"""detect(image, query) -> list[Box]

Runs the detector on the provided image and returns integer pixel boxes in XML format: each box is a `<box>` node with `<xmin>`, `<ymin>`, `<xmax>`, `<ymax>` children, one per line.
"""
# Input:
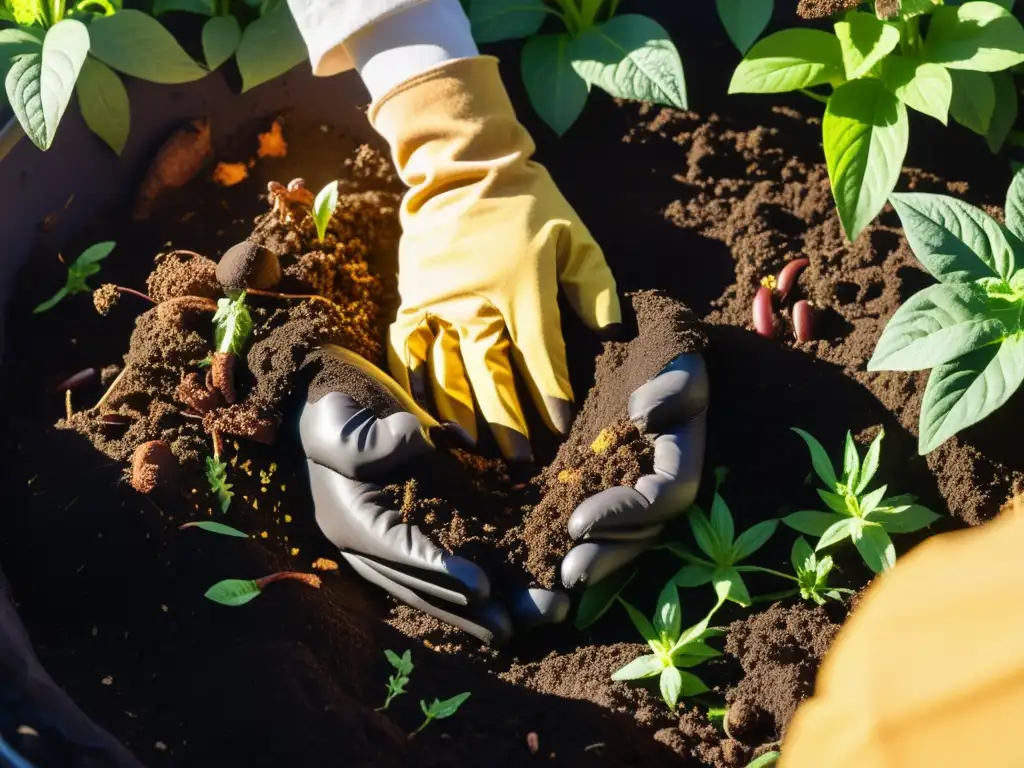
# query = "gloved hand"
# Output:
<box><xmin>561</xmin><ymin>354</ymin><xmax>709</xmax><ymax>588</ymax></box>
<box><xmin>369</xmin><ymin>56</ymin><xmax>621</xmax><ymax>462</ymax></box>
<box><xmin>299</xmin><ymin>344</ymin><xmax>568</xmax><ymax>646</ymax></box>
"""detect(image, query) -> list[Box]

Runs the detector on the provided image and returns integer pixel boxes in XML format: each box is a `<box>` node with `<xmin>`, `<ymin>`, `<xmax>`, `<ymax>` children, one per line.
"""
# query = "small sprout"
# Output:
<box><xmin>35</xmin><ymin>241</ymin><xmax>116</xmax><ymax>314</ymax></box>
<box><xmin>776</xmin><ymin>257</ymin><xmax>809</xmax><ymax>302</ymax></box>
<box><xmin>196</xmin><ymin>357</ymin><xmax>214</xmax><ymax>368</ymax></box>
<box><xmin>792</xmin><ymin>300</ymin><xmax>815</xmax><ymax>342</ymax></box>
<box><xmin>213</xmin><ymin>292</ymin><xmax>253</xmax><ymax>356</ymax></box>
<box><xmin>752</xmin><ymin>285</ymin><xmax>776</xmax><ymax>338</ymax></box>
<box><xmin>205</xmin><ymin>454</ymin><xmax>234</xmax><ymax>514</ymax></box>
<box><xmin>784</xmin><ymin>428</ymin><xmax>942</xmax><ymax>574</ymax></box>
<box><xmin>411</xmin><ymin>692</ymin><xmax>471</xmax><ymax>737</ymax></box>
<box><xmin>378</xmin><ymin>649</ymin><xmax>414</xmax><ymax>711</ymax></box>
<box><xmin>204</xmin><ymin>571</ymin><xmax>322</xmax><ymax>606</ymax></box>
<box><xmin>791</xmin><ymin>537</ymin><xmax>853</xmax><ymax>605</ymax></box>
<box><xmin>745</xmin><ymin>752</ymin><xmax>781</xmax><ymax>768</ymax></box>
<box><xmin>179</xmin><ymin>521</ymin><xmax>248</xmax><ymax>538</ymax></box>
<box><xmin>311</xmin><ymin>180</ymin><xmax>339</xmax><ymax>242</ymax></box>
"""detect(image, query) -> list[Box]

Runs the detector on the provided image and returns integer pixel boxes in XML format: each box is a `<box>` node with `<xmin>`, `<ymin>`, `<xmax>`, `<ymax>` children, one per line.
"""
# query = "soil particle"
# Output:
<box><xmin>796</xmin><ymin>0</ymin><xmax>858</xmax><ymax>19</ymax></box>
<box><xmin>176</xmin><ymin>371</ymin><xmax>219</xmax><ymax>413</ymax></box>
<box><xmin>130</xmin><ymin>440</ymin><xmax>175</xmax><ymax>493</ymax></box>
<box><xmin>92</xmin><ymin>283</ymin><xmax>119</xmax><ymax>316</ymax></box>
<box><xmin>147</xmin><ymin>250</ymin><xmax>220</xmax><ymax>302</ymax></box>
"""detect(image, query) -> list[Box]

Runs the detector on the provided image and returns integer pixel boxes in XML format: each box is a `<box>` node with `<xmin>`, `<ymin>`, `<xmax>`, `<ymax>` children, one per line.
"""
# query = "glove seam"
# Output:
<box><xmin>368</xmin><ymin>54</ymin><xmax>501</xmax><ymax>123</ymax></box>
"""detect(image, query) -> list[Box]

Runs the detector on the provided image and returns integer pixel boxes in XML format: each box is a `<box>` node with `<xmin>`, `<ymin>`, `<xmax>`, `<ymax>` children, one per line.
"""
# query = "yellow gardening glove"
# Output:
<box><xmin>370</xmin><ymin>56</ymin><xmax>620</xmax><ymax>461</ymax></box>
<box><xmin>780</xmin><ymin>506</ymin><xmax>1024</xmax><ymax>768</ymax></box>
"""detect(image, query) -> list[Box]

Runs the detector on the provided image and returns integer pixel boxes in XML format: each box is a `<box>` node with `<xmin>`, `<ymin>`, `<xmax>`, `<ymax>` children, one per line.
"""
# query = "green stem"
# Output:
<box><xmin>901</xmin><ymin>15</ymin><xmax>922</xmax><ymax>55</ymax></box>
<box><xmin>578</xmin><ymin>0</ymin><xmax>602</xmax><ymax>28</ymax></box>
<box><xmin>409</xmin><ymin>715</ymin><xmax>434</xmax><ymax>737</ymax></box>
<box><xmin>607</xmin><ymin>0</ymin><xmax>621</xmax><ymax>17</ymax></box>
<box><xmin>735</xmin><ymin>565</ymin><xmax>799</xmax><ymax>582</ymax></box>
<box><xmin>551</xmin><ymin>0</ymin><xmax>584</xmax><ymax>35</ymax></box>
<box><xmin>748</xmin><ymin>588</ymin><xmax>800</xmax><ymax>605</ymax></box>
<box><xmin>799</xmin><ymin>88</ymin><xmax>830</xmax><ymax>105</ymax></box>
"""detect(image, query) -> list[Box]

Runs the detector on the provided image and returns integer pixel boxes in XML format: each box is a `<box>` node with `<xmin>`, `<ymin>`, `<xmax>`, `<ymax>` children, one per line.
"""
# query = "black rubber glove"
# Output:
<box><xmin>560</xmin><ymin>353</ymin><xmax>709</xmax><ymax>588</ymax></box>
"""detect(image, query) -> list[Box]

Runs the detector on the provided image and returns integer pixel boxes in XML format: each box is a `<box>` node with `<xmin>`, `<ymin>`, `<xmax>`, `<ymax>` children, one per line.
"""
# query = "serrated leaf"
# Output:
<box><xmin>570</xmin><ymin>15</ymin><xmax>687</xmax><ymax>109</ymax></box>
<box><xmin>654</xmin><ymin>580</ymin><xmax>682</xmax><ymax>645</ymax></box>
<box><xmin>880</xmin><ymin>55</ymin><xmax>951</xmax><ymax>123</ymax></box>
<box><xmin>869</xmin><ymin>283</ymin><xmax>1006</xmax><ymax>371</ymax></box>
<box><xmin>731</xmin><ymin>519</ymin><xmax>779</xmax><ymax>561</ymax></box>
<box><xmin>612</xmin><ymin>653</ymin><xmax>664</xmax><ymax>680</ymax></box>
<box><xmin>205</xmin><ymin>578</ymin><xmax>261</xmax><ymax>606</ymax></box>
<box><xmin>716</xmin><ymin>0</ymin><xmax>774</xmax><ymax>55</ymax></box>
<box><xmin>985</xmin><ymin>70</ymin><xmax>1017</xmax><ymax>153</ymax></box>
<box><xmin>203</xmin><ymin>15</ymin><xmax>241</xmax><ymax>71</ymax></box>
<box><xmin>791</xmin><ymin>536</ymin><xmax>816</xmax><ymax>573</ymax></box>
<box><xmin>816</xmin><ymin>517</ymin><xmax>859</xmax><ymax>549</ymax></box>
<box><xmin>522</xmin><ymin>33</ymin><xmax>589</xmax><ymax>136</ymax></box>
<box><xmin>312</xmin><ymin>180</ymin><xmax>338</xmax><ymax>241</ymax></box>
<box><xmin>205</xmin><ymin>455</ymin><xmax>234</xmax><ymax>513</ymax></box>
<box><xmin>855</xmin><ymin>522</ymin><xmax>896</xmax><ymax>572</ymax></box>
<box><xmin>919</xmin><ymin>336</ymin><xmax>1024</xmax><ymax>452</ymax></box>
<box><xmin>824</xmin><ymin>78</ymin><xmax>908</xmax><ymax>241</ymax></box>
<box><xmin>856</xmin><ymin>428</ymin><xmax>884</xmax><ymax>492</ymax></box>
<box><xmin>575</xmin><ymin>567</ymin><xmax>635</xmax><ymax>630</ymax></box>
<box><xmin>7</xmin><ymin>20</ymin><xmax>90</xmax><ymax>151</ymax></box>
<box><xmin>384</xmin><ymin>649</ymin><xmax>403</xmax><ymax>670</ymax></box>
<box><xmin>619</xmin><ymin>598</ymin><xmax>659</xmax><ymax>645</ymax></box>
<box><xmin>791</xmin><ymin>427</ymin><xmax>838</xmax><ymax>488</ymax></box>
<box><xmin>834</xmin><ymin>10</ymin><xmax>901</xmax><ymax>80</ymax></box>
<box><xmin>784</xmin><ymin>510</ymin><xmax>843</xmax><ymax>536</ymax></box>
<box><xmin>889</xmin><ymin>192</ymin><xmax>1015</xmax><ymax>282</ymax></box>
<box><xmin>924</xmin><ymin>1</ymin><xmax>1024</xmax><ymax>72</ymax></box>
<box><xmin>76</xmin><ymin>57</ymin><xmax>130</xmax><ymax>155</ymax></box>
<box><xmin>729</xmin><ymin>28</ymin><xmax>844</xmax><ymax>94</ymax></box>
<box><xmin>213</xmin><ymin>292</ymin><xmax>253</xmax><ymax>355</ymax></box>
<box><xmin>672</xmin><ymin>563</ymin><xmax>715</xmax><ymax>587</ymax></box>
<box><xmin>871</xmin><ymin>503</ymin><xmax>943</xmax><ymax>531</ymax></box>
<box><xmin>89</xmin><ymin>10</ymin><xmax>207</xmax><ymax>84</ymax></box>
<box><xmin>180</xmin><ymin>520</ymin><xmax>248</xmax><ymax>537</ymax></box>
<box><xmin>688</xmin><ymin>507</ymin><xmax>724</xmax><ymax>561</ymax></box>
<box><xmin>236</xmin><ymin>0</ymin><xmax>305</xmax><ymax>92</ymax></box>
<box><xmin>950</xmin><ymin>68</ymin><xmax>997</xmax><ymax>134</ymax></box>
<box><xmin>468</xmin><ymin>0</ymin><xmax>548</xmax><ymax>43</ymax></box>
<box><xmin>709</xmin><ymin>491</ymin><xmax>735</xmax><ymax>551</ymax></box>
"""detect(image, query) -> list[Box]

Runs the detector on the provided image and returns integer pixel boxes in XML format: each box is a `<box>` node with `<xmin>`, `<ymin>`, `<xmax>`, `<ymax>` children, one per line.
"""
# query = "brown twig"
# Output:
<box><xmin>114</xmin><ymin>285</ymin><xmax>155</xmax><ymax>303</ymax></box>
<box><xmin>245</xmin><ymin>288</ymin><xmax>341</xmax><ymax>313</ymax></box>
<box><xmin>211</xmin><ymin>429</ymin><xmax>224</xmax><ymax>460</ymax></box>
<box><xmin>254</xmin><ymin>572</ymin><xmax>322</xmax><ymax>590</ymax></box>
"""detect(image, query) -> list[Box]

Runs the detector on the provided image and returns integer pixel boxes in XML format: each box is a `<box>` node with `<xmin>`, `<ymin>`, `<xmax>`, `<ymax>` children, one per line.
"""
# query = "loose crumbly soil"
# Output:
<box><xmin>2</xmin><ymin>3</ymin><xmax>1023</xmax><ymax>766</ymax></box>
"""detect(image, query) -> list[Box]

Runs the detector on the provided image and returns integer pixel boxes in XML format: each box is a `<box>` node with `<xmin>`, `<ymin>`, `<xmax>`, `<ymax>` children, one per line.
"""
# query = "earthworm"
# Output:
<box><xmin>752</xmin><ymin>286</ymin><xmax>776</xmax><ymax>338</ymax></box>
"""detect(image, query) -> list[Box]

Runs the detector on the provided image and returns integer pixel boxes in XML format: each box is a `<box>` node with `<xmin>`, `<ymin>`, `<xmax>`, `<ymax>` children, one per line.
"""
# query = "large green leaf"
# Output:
<box><xmin>824</xmin><ymin>78</ymin><xmax>908</xmax><ymax>241</ymax></box>
<box><xmin>715</xmin><ymin>0</ymin><xmax>774</xmax><ymax>55</ymax></box>
<box><xmin>728</xmin><ymin>28</ymin><xmax>844</xmax><ymax>94</ymax></box>
<box><xmin>468</xmin><ymin>0</ymin><xmax>548</xmax><ymax>43</ymax></box>
<box><xmin>871</xmin><ymin>503</ymin><xmax>942</xmax><ymax>532</ymax></box>
<box><xmin>834</xmin><ymin>10</ymin><xmax>901</xmax><ymax>80</ymax></box>
<box><xmin>855</xmin><ymin>522</ymin><xmax>896</xmax><ymax>572</ymax></box>
<box><xmin>924</xmin><ymin>1</ymin><xmax>1024</xmax><ymax>71</ymax></box>
<box><xmin>236</xmin><ymin>0</ymin><xmax>306</xmax><ymax>92</ymax></box>
<box><xmin>880</xmin><ymin>55</ymin><xmax>951</xmax><ymax>123</ymax></box>
<box><xmin>522</xmin><ymin>33</ymin><xmax>589</xmax><ymax>136</ymax></box>
<box><xmin>708</xmin><ymin>492</ymin><xmax>735</xmax><ymax>550</ymax></box>
<box><xmin>889</xmin><ymin>193</ymin><xmax>1015</xmax><ymax>282</ymax></box>
<box><xmin>75</xmin><ymin>57</ymin><xmax>129</xmax><ymax>155</ymax></box>
<box><xmin>868</xmin><ymin>283</ymin><xmax>1007</xmax><ymax>370</ymax></box>
<box><xmin>6</xmin><ymin>20</ymin><xmax>89</xmax><ymax>151</ymax></box>
<box><xmin>949</xmin><ymin>68</ymin><xmax>996</xmax><ymax>134</ymax></box>
<box><xmin>731</xmin><ymin>519</ymin><xmax>779</xmax><ymax>561</ymax></box>
<box><xmin>203</xmin><ymin>15</ymin><xmax>241</xmax><ymax>71</ymax></box>
<box><xmin>570</xmin><ymin>15</ymin><xmax>687</xmax><ymax>109</ymax></box>
<box><xmin>791</xmin><ymin>427</ymin><xmax>838</xmax><ymax>487</ymax></box>
<box><xmin>985</xmin><ymin>70</ymin><xmax>1017</xmax><ymax>152</ymax></box>
<box><xmin>1005</xmin><ymin>167</ymin><xmax>1024</xmax><ymax>243</ymax></box>
<box><xmin>89</xmin><ymin>10</ymin><xmax>207</xmax><ymax>84</ymax></box>
<box><xmin>919</xmin><ymin>336</ymin><xmax>1024</xmax><ymax>453</ymax></box>
<box><xmin>574</xmin><ymin>567</ymin><xmax>634</xmax><ymax>630</ymax></box>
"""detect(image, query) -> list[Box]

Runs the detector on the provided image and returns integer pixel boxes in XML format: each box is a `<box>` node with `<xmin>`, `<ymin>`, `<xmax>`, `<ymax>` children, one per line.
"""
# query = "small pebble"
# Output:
<box><xmin>155</xmin><ymin>742</ymin><xmax>168</xmax><ymax>752</ymax></box>
<box><xmin>101</xmin><ymin>676</ymin><xmax>113</xmax><ymax>686</ymax></box>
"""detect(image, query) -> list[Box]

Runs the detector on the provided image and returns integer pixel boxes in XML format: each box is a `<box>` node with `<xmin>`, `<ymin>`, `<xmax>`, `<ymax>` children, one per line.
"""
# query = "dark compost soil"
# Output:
<box><xmin>2</xmin><ymin>3</ymin><xmax>1023</xmax><ymax>767</ymax></box>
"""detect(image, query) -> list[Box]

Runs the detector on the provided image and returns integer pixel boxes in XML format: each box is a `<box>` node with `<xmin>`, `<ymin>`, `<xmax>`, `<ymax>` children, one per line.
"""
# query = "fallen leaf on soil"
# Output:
<box><xmin>134</xmin><ymin>119</ymin><xmax>213</xmax><ymax>220</ymax></box>
<box><xmin>257</xmin><ymin>119</ymin><xmax>288</xmax><ymax>158</ymax></box>
<box><xmin>213</xmin><ymin>162</ymin><xmax>249</xmax><ymax>187</ymax></box>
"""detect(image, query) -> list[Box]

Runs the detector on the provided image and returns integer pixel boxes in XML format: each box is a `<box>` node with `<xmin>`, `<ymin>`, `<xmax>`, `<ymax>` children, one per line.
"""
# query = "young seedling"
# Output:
<box><xmin>378</xmin><ymin>649</ymin><xmax>414</xmax><ymax>711</ymax></box>
<box><xmin>410</xmin><ymin>692</ymin><xmax>471</xmax><ymax>737</ymax></box>
<box><xmin>790</xmin><ymin>537</ymin><xmax>853</xmax><ymax>605</ymax></box>
<box><xmin>179</xmin><ymin>520</ymin><xmax>248</xmax><ymax>538</ymax></box>
<box><xmin>212</xmin><ymin>291</ymin><xmax>253</xmax><ymax>355</ymax></box>
<box><xmin>204</xmin><ymin>571</ymin><xmax>322</xmax><ymax>606</ymax></box>
<box><xmin>34</xmin><ymin>241</ymin><xmax>116</xmax><ymax>313</ymax></box>
<box><xmin>205</xmin><ymin>432</ymin><xmax>234</xmax><ymax>514</ymax></box>
<box><xmin>310</xmin><ymin>180</ymin><xmax>339</xmax><ymax>242</ymax></box>
<box><xmin>611</xmin><ymin>581</ymin><xmax>723</xmax><ymax>710</ymax></box>
<box><xmin>783</xmin><ymin>428</ymin><xmax>941</xmax><ymax>574</ymax></box>
<box><xmin>746</xmin><ymin>752</ymin><xmax>780</xmax><ymax>768</ymax></box>
<box><xmin>666</xmin><ymin>470</ymin><xmax>780</xmax><ymax>607</ymax></box>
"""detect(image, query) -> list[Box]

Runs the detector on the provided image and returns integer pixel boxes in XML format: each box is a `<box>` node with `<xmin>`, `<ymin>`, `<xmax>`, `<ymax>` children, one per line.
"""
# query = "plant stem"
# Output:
<box><xmin>735</xmin><ymin>565</ymin><xmax>798</xmax><ymax>582</ymax></box>
<box><xmin>92</xmin><ymin>366</ymin><xmax>127</xmax><ymax>412</ymax></box>
<box><xmin>409</xmin><ymin>715</ymin><xmax>434</xmax><ymax>738</ymax></box>
<box><xmin>799</xmin><ymin>88</ymin><xmax>830</xmax><ymax>105</ymax></box>
<box><xmin>748</xmin><ymin>588</ymin><xmax>800</xmax><ymax>605</ymax></box>
<box><xmin>113</xmin><ymin>285</ymin><xmax>155</xmax><ymax>303</ymax></box>
<box><xmin>607</xmin><ymin>0</ymin><xmax>621</xmax><ymax>17</ymax></box>
<box><xmin>212</xmin><ymin>429</ymin><xmax>224</xmax><ymax>460</ymax></box>
<box><xmin>254</xmin><ymin>571</ymin><xmax>323</xmax><ymax>590</ymax></box>
<box><xmin>551</xmin><ymin>0</ymin><xmax>583</xmax><ymax>34</ymax></box>
<box><xmin>65</xmin><ymin>389</ymin><xmax>73</xmax><ymax>421</ymax></box>
<box><xmin>244</xmin><ymin>288</ymin><xmax>343</xmax><ymax>313</ymax></box>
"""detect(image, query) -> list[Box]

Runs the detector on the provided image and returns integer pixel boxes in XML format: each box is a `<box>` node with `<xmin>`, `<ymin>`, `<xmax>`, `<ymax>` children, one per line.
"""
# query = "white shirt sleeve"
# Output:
<box><xmin>286</xmin><ymin>0</ymin><xmax>479</xmax><ymax>100</ymax></box>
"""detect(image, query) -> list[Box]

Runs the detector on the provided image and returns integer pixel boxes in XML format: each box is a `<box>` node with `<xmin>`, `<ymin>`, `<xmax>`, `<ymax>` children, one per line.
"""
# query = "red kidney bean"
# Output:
<box><xmin>752</xmin><ymin>286</ymin><xmax>776</xmax><ymax>338</ymax></box>
<box><xmin>777</xmin><ymin>257</ymin><xmax>810</xmax><ymax>302</ymax></box>
<box><xmin>793</xmin><ymin>300</ymin><xmax>815</xmax><ymax>341</ymax></box>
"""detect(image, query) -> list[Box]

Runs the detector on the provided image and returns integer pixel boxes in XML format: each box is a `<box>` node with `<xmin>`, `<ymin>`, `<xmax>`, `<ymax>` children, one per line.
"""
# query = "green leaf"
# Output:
<box><xmin>672</xmin><ymin>563</ymin><xmax>715</xmax><ymax>587</ymax></box>
<box><xmin>868</xmin><ymin>283</ymin><xmax>1006</xmax><ymax>371</ymax></box>
<box><xmin>654</xmin><ymin>580</ymin><xmax>681</xmax><ymax>645</ymax></box>
<box><xmin>179</xmin><ymin>520</ymin><xmax>248</xmax><ymax>537</ymax></box>
<box><xmin>236</xmin><ymin>0</ymin><xmax>306</xmax><ymax>92</ymax></box>
<box><xmin>1008</xmin><ymin>168</ymin><xmax>1024</xmax><ymax>243</ymax></box>
<box><xmin>33</xmin><ymin>285</ymin><xmax>69</xmax><ymax>314</ymax></box>
<box><xmin>824</xmin><ymin>78</ymin><xmax>908</xmax><ymax>241</ymax></box>
<box><xmin>6</xmin><ymin>20</ymin><xmax>89</xmax><ymax>151</ymax></box>
<box><xmin>858</xmin><ymin>484</ymin><xmax>888</xmax><ymax>516</ymax></box>
<box><xmin>713</xmin><ymin>567</ymin><xmax>751</xmax><ymax>607</ymax></box>
<box><xmin>728</xmin><ymin>28</ymin><xmax>844</xmax><ymax>94</ymax></box>
<box><xmin>213</xmin><ymin>292</ymin><xmax>253</xmax><ymax>355</ymax></box>
<box><xmin>384</xmin><ymin>649</ymin><xmax>403</xmax><ymax>670</ymax></box>
<box><xmin>75</xmin><ymin>57</ymin><xmax>129</xmax><ymax>155</ymax></box>
<box><xmin>856</xmin><ymin>428</ymin><xmax>884</xmax><ymax>493</ymax></box>
<box><xmin>74</xmin><ymin>240</ymin><xmax>116</xmax><ymax>267</ymax></box>
<box><xmin>0</xmin><ymin>28</ymin><xmax>44</xmax><ymax>104</ymax></box>
<box><xmin>842</xmin><ymin>431</ymin><xmax>861</xmax><ymax>489</ymax></box>
<box><xmin>400</xmin><ymin>649</ymin><xmax>413</xmax><ymax>675</ymax></box>
<box><xmin>570</xmin><ymin>15</ymin><xmax>687</xmax><ymax>109</ymax></box>
<box><xmin>791</xmin><ymin>536</ymin><xmax>816</xmax><ymax>573</ymax></box>
<box><xmin>205</xmin><ymin>578</ymin><xmax>261</xmax><ymax>606</ymax></box>
<box><xmin>203</xmin><ymin>15</ymin><xmax>241</xmax><ymax>71</ymax></box>
<box><xmin>153</xmin><ymin>0</ymin><xmax>215</xmax><ymax>14</ymax></box>
<box><xmin>889</xmin><ymin>192</ymin><xmax>1015</xmax><ymax>282</ymax></box>
<box><xmin>619</xmin><ymin>598</ymin><xmax>659</xmax><ymax>645</ymax></box>
<box><xmin>949</xmin><ymin>68</ymin><xmax>996</xmax><ymax>134</ymax></box>
<box><xmin>688</xmin><ymin>507</ymin><xmax>725</xmax><ymax>561</ymax></box>
<box><xmin>660</xmin><ymin>665</ymin><xmax>683</xmax><ymax>708</ymax></box>
<box><xmin>522</xmin><ymin>33</ymin><xmax>589</xmax><ymax>137</ymax></box>
<box><xmin>676</xmin><ymin>669</ymin><xmax>710</xmax><ymax>697</ymax></box>
<box><xmin>425</xmin><ymin>692</ymin><xmax>470</xmax><ymax>719</ymax></box>
<box><xmin>818</xmin><ymin>488</ymin><xmax>851</xmax><ymax>515</ymax></box>
<box><xmin>709</xmin><ymin>491</ymin><xmax>735</xmax><ymax>551</ymax></box>
<box><xmin>985</xmin><ymin>70</ymin><xmax>1017</xmax><ymax>152</ymax></box>
<box><xmin>924</xmin><ymin>1</ymin><xmax>1024</xmax><ymax>72</ymax></box>
<box><xmin>791</xmin><ymin>427</ymin><xmax>838</xmax><ymax>488</ymax></box>
<box><xmin>575</xmin><ymin>567</ymin><xmax>635</xmax><ymax>629</ymax></box>
<box><xmin>834</xmin><ymin>10</ymin><xmax>901</xmax><ymax>80</ymax></box>
<box><xmin>816</xmin><ymin>517</ymin><xmax>859</xmax><ymax>549</ymax></box>
<box><xmin>855</xmin><ymin>522</ymin><xmax>896</xmax><ymax>572</ymax></box>
<box><xmin>872</xmin><ymin>503</ymin><xmax>942</xmax><ymax>531</ymax></box>
<box><xmin>880</xmin><ymin>55</ymin><xmax>952</xmax><ymax>123</ymax></box>
<box><xmin>671</xmin><ymin>642</ymin><xmax>722</xmax><ymax>667</ymax></box>
<box><xmin>919</xmin><ymin>336</ymin><xmax>1024</xmax><ymax>453</ymax></box>
<box><xmin>312</xmin><ymin>180</ymin><xmax>339</xmax><ymax>241</ymax></box>
<box><xmin>205</xmin><ymin>455</ymin><xmax>234</xmax><ymax>513</ymax></box>
<box><xmin>784</xmin><ymin>510</ymin><xmax>843</xmax><ymax>536</ymax></box>
<box><xmin>89</xmin><ymin>10</ymin><xmax>207</xmax><ymax>84</ymax></box>
<box><xmin>716</xmin><ymin>0</ymin><xmax>774</xmax><ymax>55</ymax></box>
<box><xmin>746</xmin><ymin>752</ymin><xmax>781</xmax><ymax>768</ymax></box>
<box><xmin>468</xmin><ymin>0</ymin><xmax>548</xmax><ymax>43</ymax></box>
<box><xmin>611</xmin><ymin>653</ymin><xmax>664</xmax><ymax>680</ymax></box>
<box><xmin>731</xmin><ymin>519</ymin><xmax>779</xmax><ymax>561</ymax></box>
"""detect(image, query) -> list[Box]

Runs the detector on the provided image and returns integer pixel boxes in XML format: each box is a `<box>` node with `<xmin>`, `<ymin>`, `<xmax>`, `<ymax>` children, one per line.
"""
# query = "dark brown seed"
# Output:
<box><xmin>752</xmin><ymin>286</ymin><xmax>776</xmax><ymax>338</ymax></box>
<box><xmin>49</xmin><ymin>367</ymin><xmax>97</xmax><ymax>392</ymax></box>
<box><xmin>793</xmin><ymin>300</ymin><xmax>815</xmax><ymax>342</ymax></box>
<box><xmin>777</xmin><ymin>257</ymin><xmax>810</xmax><ymax>302</ymax></box>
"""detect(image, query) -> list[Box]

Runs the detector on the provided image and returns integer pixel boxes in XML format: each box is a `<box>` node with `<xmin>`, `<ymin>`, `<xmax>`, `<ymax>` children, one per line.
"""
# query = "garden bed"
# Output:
<box><xmin>2</xmin><ymin>3</ymin><xmax>1023</xmax><ymax>767</ymax></box>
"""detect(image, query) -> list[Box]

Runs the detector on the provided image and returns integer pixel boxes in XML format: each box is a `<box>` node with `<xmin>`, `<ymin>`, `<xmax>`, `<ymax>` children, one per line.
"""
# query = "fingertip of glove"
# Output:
<box><xmin>508</xmin><ymin>588</ymin><xmax>571</xmax><ymax>629</ymax></box>
<box><xmin>567</xmin><ymin>486</ymin><xmax>650</xmax><ymax>540</ymax></box>
<box><xmin>560</xmin><ymin>537</ymin><xmax>658</xmax><ymax>590</ymax></box>
<box><xmin>443</xmin><ymin>555</ymin><xmax>491</xmax><ymax>602</ymax></box>
<box><xmin>545</xmin><ymin>396</ymin><xmax>574</xmax><ymax>437</ymax></box>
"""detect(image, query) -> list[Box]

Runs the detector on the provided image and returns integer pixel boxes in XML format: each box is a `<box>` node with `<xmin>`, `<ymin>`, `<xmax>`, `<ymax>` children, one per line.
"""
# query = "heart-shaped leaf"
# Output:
<box><xmin>880</xmin><ymin>55</ymin><xmax>952</xmax><ymax>123</ymax></box>
<box><xmin>89</xmin><ymin>10</ymin><xmax>207</xmax><ymax>84</ymax></box>
<box><xmin>729</xmin><ymin>28</ymin><xmax>844</xmax><ymax>94</ymax></box>
<box><xmin>75</xmin><ymin>57</ymin><xmax>130</xmax><ymax>155</ymax></box>
<box><xmin>236</xmin><ymin>0</ymin><xmax>306</xmax><ymax>92</ymax></box>
<box><xmin>716</xmin><ymin>0</ymin><xmax>774</xmax><ymax>55</ymax></box>
<box><xmin>924</xmin><ymin>1</ymin><xmax>1024</xmax><ymax>72</ymax></box>
<box><xmin>834</xmin><ymin>10</ymin><xmax>901</xmax><ymax>80</ymax></box>
<box><xmin>203</xmin><ymin>15</ymin><xmax>241</xmax><ymax>71</ymax></box>
<box><xmin>522</xmin><ymin>33</ymin><xmax>590</xmax><ymax>136</ymax></box>
<box><xmin>1007</xmin><ymin>166</ymin><xmax>1024</xmax><ymax>243</ymax></box>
